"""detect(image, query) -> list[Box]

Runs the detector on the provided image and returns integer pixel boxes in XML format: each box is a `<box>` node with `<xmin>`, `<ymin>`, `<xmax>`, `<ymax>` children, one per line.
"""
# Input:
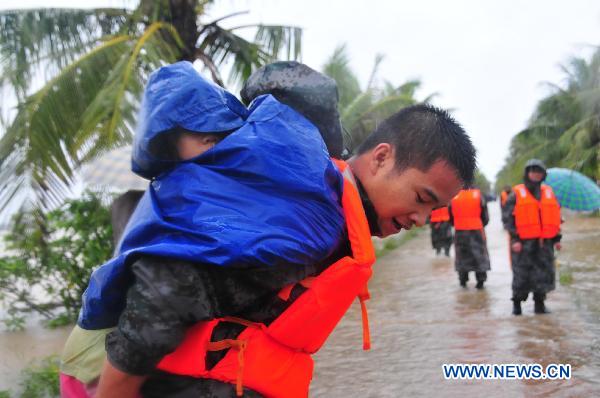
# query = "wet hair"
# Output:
<box><xmin>356</xmin><ymin>104</ymin><xmax>476</xmax><ymax>185</ymax></box>
<box><xmin>147</xmin><ymin>128</ymin><xmax>184</xmax><ymax>161</ymax></box>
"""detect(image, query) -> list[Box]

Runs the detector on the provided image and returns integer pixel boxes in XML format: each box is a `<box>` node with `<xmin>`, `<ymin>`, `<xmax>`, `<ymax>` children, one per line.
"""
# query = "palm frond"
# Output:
<box><xmin>0</xmin><ymin>8</ymin><xmax>130</xmax><ymax>98</ymax></box>
<box><xmin>341</xmin><ymin>91</ymin><xmax>374</xmax><ymax>131</ymax></box>
<box><xmin>198</xmin><ymin>23</ymin><xmax>267</xmax><ymax>86</ymax></box>
<box><xmin>77</xmin><ymin>22</ymin><xmax>183</xmax><ymax>163</ymax></box>
<box><xmin>365</xmin><ymin>53</ymin><xmax>384</xmax><ymax>91</ymax></box>
<box><xmin>361</xmin><ymin>94</ymin><xmax>419</xmax><ymax>121</ymax></box>
<box><xmin>0</xmin><ymin>35</ymin><xmax>132</xmax><ymax>215</ymax></box>
<box><xmin>323</xmin><ymin>44</ymin><xmax>361</xmax><ymax>109</ymax></box>
<box><xmin>252</xmin><ymin>25</ymin><xmax>302</xmax><ymax>62</ymax></box>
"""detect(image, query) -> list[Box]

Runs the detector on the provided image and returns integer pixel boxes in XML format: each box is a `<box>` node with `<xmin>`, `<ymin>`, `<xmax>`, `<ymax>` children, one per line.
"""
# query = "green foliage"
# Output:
<box><xmin>0</xmin><ymin>1</ymin><xmax>302</xmax><ymax>218</ymax></box>
<box><xmin>374</xmin><ymin>228</ymin><xmax>420</xmax><ymax>258</ymax></box>
<box><xmin>473</xmin><ymin>169</ymin><xmax>491</xmax><ymax>194</ymax></box>
<box><xmin>0</xmin><ymin>356</ymin><xmax>61</xmax><ymax>398</ymax></box>
<box><xmin>18</xmin><ymin>357</ymin><xmax>60</xmax><ymax>398</ymax></box>
<box><xmin>0</xmin><ymin>191</ymin><xmax>113</xmax><ymax>329</ymax></box>
<box><xmin>322</xmin><ymin>44</ymin><xmax>362</xmax><ymax>109</ymax></box>
<box><xmin>559</xmin><ymin>265</ymin><xmax>574</xmax><ymax>286</ymax></box>
<box><xmin>496</xmin><ymin>46</ymin><xmax>600</xmax><ymax>190</ymax></box>
<box><xmin>322</xmin><ymin>45</ymin><xmax>434</xmax><ymax>152</ymax></box>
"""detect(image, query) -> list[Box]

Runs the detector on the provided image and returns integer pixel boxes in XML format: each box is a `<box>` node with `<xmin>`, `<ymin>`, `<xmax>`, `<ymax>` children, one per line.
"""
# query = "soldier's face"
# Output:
<box><xmin>527</xmin><ymin>170</ymin><xmax>544</xmax><ymax>183</ymax></box>
<box><xmin>355</xmin><ymin>143</ymin><xmax>463</xmax><ymax>237</ymax></box>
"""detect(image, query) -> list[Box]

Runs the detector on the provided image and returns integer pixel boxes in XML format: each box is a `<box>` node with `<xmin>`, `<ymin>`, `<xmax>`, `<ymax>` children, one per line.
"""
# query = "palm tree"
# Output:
<box><xmin>556</xmin><ymin>52</ymin><xmax>600</xmax><ymax>178</ymax></box>
<box><xmin>0</xmin><ymin>0</ymin><xmax>302</xmax><ymax>217</ymax></box>
<box><xmin>495</xmin><ymin>47</ymin><xmax>600</xmax><ymax>191</ymax></box>
<box><xmin>322</xmin><ymin>44</ymin><xmax>435</xmax><ymax>153</ymax></box>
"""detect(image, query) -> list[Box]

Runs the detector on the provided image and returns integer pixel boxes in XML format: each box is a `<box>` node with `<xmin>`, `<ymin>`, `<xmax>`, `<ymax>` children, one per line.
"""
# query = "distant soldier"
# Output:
<box><xmin>449</xmin><ymin>188</ymin><xmax>490</xmax><ymax>288</ymax></box>
<box><xmin>500</xmin><ymin>185</ymin><xmax>511</xmax><ymax>211</ymax></box>
<box><xmin>429</xmin><ymin>206</ymin><xmax>453</xmax><ymax>256</ymax></box>
<box><xmin>502</xmin><ymin>159</ymin><xmax>561</xmax><ymax>315</ymax></box>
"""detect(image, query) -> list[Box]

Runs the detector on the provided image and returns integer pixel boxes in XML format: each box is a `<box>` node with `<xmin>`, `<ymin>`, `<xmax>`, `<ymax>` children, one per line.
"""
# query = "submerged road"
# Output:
<box><xmin>312</xmin><ymin>205</ymin><xmax>600</xmax><ymax>397</ymax></box>
<box><xmin>1</xmin><ymin>206</ymin><xmax>599</xmax><ymax>397</ymax></box>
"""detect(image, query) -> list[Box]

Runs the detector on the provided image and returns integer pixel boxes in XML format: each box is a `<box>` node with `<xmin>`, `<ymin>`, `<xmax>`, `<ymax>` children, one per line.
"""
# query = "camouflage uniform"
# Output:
<box><xmin>430</xmin><ymin>220</ymin><xmax>453</xmax><ymax>256</ymax></box>
<box><xmin>502</xmin><ymin>159</ymin><xmax>561</xmax><ymax>315</ymax></box>
<box><xmin>449</xmin><ymin>197</ymin><xmax>490</xmax><ymax>286</ymax></box>
<box><xmin>107</xmin><ymin>243</ymin><xmax>349</xmax><ymax>397</ymax></box>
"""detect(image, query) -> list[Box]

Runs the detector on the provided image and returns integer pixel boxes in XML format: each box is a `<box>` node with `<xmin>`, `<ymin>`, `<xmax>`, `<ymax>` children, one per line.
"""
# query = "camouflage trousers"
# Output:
<box><xmin>511</xmin><ymin>239</ymin><xmax>556</xmax><ymax>301</ymax></box>
<box><xmin>454</xmin><ymin>230</ymin><xmax>490</xmax><ymax>273</ymax></box>
<box><xmin>430</xmin><ymin>221</ymin><xmax>453</xmax><ymax>253</ymax></box>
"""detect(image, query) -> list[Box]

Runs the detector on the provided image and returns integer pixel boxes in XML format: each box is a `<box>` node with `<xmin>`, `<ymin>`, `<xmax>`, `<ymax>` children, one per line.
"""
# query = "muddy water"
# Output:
<box><xmin>1</xmin><ymin>207</ymin><xmax>599</xmax><ymax>396</ymax></box>
<box><xmin>311</xmin><ymin>206</ymin><xmax>600</xmax><ymax>397</ymax></box>
<box><xmin>0</xmin><ymin>322</ymin><xmax>71</xmax><ymax>392</ymax></box>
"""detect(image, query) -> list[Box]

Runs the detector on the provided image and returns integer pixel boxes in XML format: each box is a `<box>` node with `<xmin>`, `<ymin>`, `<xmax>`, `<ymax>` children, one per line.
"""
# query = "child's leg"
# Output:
<box><xmin>59</xmin><ymin>373</ymin><xmax>94</xmax><ymax>398</ymax></box>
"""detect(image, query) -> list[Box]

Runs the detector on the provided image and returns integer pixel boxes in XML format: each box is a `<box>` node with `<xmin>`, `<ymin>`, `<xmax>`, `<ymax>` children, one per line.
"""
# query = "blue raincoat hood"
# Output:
<box><xmin>132</xmin><ymin>61</ymin><xmax>248</xmax><ymax>179</ymax></box>
<box><xmin>79</xmin><ymin>93</ymin><xmax>346</xmax><ymax>330</ymax></box>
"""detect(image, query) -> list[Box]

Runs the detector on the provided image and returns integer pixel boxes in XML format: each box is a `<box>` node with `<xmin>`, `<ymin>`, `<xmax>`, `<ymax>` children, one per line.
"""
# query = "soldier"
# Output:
<box><xmin>449</xmin><ymin>187</ymin><xmax>490</xmax><ymax>288</ymax></box>
<box><xmin>82</xmin><ymin>62</ymin><xmax>476</xmax><ymax>398</ymax></box>
<box><xmin>500</xmin><ymin>185</ymin><xmax>511</xmax><ymax>212</ymax></box>
<box><xmin>429</xmin><ymin>206</ymin><xmax>453</xmax><ymax>256</ymax></box>
<box><xmin>502</xmin><ymin>159</ymin><xmax>561</xmax><ymax>315</ymax></box>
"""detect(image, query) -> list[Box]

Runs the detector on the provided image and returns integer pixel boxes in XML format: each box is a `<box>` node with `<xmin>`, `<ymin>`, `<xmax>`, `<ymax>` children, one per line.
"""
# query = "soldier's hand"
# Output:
<box><xmin>511</xmin><ymin>242</ymin><xmax>522</xmax><ymax>253</ymax></box>
<box><xmin>555</xmin><ymin>242</ymin><xmax>562</xmax><ymax>251</ymax></box>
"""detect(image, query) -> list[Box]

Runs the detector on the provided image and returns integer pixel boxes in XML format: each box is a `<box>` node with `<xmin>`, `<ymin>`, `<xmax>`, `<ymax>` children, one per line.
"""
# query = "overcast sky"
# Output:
<box><xmin>3</xmin><ymin>0</ymin><xmax>600</xmax><ymax>182</ymax></box>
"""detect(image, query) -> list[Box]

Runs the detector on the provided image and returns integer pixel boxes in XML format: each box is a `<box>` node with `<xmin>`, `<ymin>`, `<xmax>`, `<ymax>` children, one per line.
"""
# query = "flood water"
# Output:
<box><xmin>1</xmin><ymin>206</ymin><xmax>599</xmax><ymax>396</ymax></box>
<box><xmin>311</xmin><ymin>206</ymin><xmax>600</xmax><ymax>397</ymax></box>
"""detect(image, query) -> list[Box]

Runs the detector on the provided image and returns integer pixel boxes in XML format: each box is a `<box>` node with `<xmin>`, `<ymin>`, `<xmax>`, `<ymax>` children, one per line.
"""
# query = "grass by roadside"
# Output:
<box><xmin>374</xmin><ymin>228</ymin><xmax>420</xmax><ymax>258</ymax></box>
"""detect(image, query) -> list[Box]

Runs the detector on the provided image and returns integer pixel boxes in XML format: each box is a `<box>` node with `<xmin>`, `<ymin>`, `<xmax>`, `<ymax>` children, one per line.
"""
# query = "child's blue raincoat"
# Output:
<box><xmin>79</xmin><ymin>62</ymin><xmax>346</xmax><ymax>329</ymax></box>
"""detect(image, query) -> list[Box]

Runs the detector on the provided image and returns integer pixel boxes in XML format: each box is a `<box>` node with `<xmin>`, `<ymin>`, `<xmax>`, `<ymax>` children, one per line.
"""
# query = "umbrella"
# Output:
<box><xmin>81</xmin><ymin>145</ymin><xmax>147</xmax><ymax>192</ymax></box>
<box><xmin>545</xmin><ymin>168</ymin><xmax>600</xmax><ymax>211</ymax></box>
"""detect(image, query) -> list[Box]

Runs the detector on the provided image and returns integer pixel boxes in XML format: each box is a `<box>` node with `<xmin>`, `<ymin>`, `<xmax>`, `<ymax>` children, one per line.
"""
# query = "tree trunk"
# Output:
<box><xmin>169</xmin><ymin>0</ymin><xmax>199</xmax><ymax>61</ymax></box>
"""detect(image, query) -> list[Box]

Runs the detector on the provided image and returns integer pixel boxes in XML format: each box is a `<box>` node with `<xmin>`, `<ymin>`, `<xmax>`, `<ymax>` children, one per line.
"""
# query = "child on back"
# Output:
<box><xmin>61</xmin><ymin>60</ymin><xmax>347</xmax><ymax>398</ymax></box>
<box><xmin>59</xmin><ymin>61</ymin><xmax>248</xmax><ymax>397</ymax></box>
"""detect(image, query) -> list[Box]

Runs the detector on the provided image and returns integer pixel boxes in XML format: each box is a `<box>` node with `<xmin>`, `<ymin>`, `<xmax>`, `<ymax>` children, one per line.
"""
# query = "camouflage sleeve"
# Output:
<box><xmin>106</xmin><ymin>256</ymin><xmax>217</xmax><ymax>375</ymax></box>
<box><xmin>501</xmin><ymin>192</ymin><xmax>519</xmax><ymax>241</ymax></box>
<box><xmin>481</xmin><ymin>197</ymin><xmax>489</xmax><ymax>227</ymax></box>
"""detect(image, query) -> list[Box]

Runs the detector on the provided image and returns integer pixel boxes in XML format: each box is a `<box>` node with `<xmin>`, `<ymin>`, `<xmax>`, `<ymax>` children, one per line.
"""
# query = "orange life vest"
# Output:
<box><xmin>156</xmin><ymin>159</ymin><xmax>375</xmax><ymax>397</ymax></box>
<box><xmin>512</xmin><ymin>183</ymin><xmax>560</xmax><ymax>239</ymax></box>
<box><xmin>500</xmin><ymin>191</ymin><xmax>508</xmax><ymax>207</ymax></box>
<box><xmin>430</xmin><ymin>207</ymin><xmax>450</xmax><ymax>222</ymax></box>
<box><xmin>451</xmin><ymin>189</ymin><xmax>483</xmax><ymax>230</ymax></box>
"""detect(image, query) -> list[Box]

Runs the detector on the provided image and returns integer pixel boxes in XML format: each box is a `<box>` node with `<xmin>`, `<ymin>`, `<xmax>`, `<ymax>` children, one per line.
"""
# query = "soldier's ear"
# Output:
<box><xmin>369</xmin><ymin>143</ymin><xmax>393</xmax><ymax>175</ymax></box>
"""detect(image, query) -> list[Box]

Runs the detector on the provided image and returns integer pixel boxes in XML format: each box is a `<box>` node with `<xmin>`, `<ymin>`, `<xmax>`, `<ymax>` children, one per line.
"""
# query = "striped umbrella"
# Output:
<box><xmin>81</xmin><ymin>145</ymin><xmax>148</xmax><ymax>192</ymax></box>
<box><xmin>545</xmin><ymin>168</ymin><xmax>600</xmax><ymax>211</ymax></box>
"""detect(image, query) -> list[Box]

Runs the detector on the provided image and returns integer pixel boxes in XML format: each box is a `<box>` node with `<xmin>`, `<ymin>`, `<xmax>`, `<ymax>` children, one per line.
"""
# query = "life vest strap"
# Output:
<box><xmin>207</xmin><ymin>338</ymin><xmax>248</xmax><ymax>397</ymax></box>
<box><xmin>358</xmin><ymin>287</ymin><xmax>371</xmax><ymax>350</ymax></box>
<box><xmin>221</xmin><ymin>316</ymin><xmax>262</xmax><ymax>329</ymax></box>
<box><xmin>277</xmin><ymin>284</ymin><xmax>295</xmax><ymax>301</ymax></box>
<box><xmin>277</xmin><ymin>277</ymin><xmax>317</xmax><ymax>301</ymax></box>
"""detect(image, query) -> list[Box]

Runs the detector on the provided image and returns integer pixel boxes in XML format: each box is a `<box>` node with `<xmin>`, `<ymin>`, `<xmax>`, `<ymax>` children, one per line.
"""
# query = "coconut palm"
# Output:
<box><xmin>495</xmin><ymin>47</ymin><xmax>600</xmax><ymax>191</ymax></box>
<box><xmin>556</xmin><ymin>52</ymin><xmax>600</xmax><ymax>179</ymax></box>
<box><xmin>0</xmin><ymin>0</ymin><xmax>301</xmax><ymax>217</ymax></box>
<box><xmin>322</xmin><ymin>44</ymin><xmax>435</xmax><ymax>153</ymax></box>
